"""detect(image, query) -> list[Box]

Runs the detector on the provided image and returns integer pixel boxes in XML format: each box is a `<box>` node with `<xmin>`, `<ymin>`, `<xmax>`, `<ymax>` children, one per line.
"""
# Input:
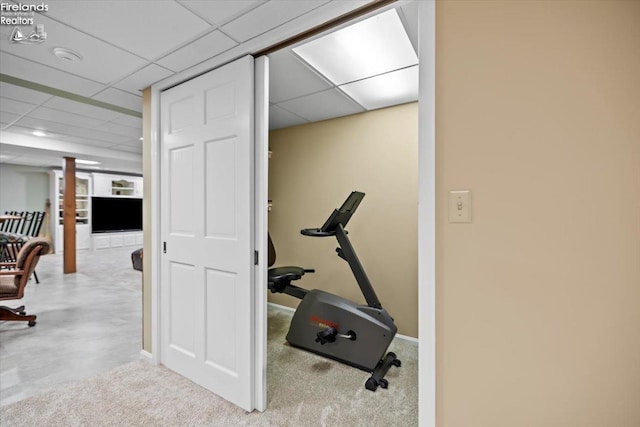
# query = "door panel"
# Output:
<box><xmin>160</xmin><ymin>55</ymin><xmax>256</xmax><ymax>411</ymax></box>
<box><xmin>205</xmin><ymin>137</ymin><xmax>237</xmax><ymax>237</ymax></box>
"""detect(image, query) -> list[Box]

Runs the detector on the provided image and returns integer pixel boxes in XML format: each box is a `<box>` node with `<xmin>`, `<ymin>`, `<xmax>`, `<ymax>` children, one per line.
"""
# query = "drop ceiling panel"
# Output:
<box><xmin>0</xmin><ymin>14</ymin><xmax>146</xmax><ymax>85</ymax></box>
<box><xmin>28</xmin><ymin>106</ymin><xmax>105</xmax><ymax>129</ymax></box>
<box><xmin>0</xmin><ymin>53</ymin><xmax>104</xmax><ymax>96</ymax></box>
<box><xmin>42</xmin><ymin>97</ymin><xmax>121</xmax><ymax>122</ymax></box>
<box><xmin>268</xmin><ymin>50</ymin><xmax>331</xmax><ymax>103</ymax></box>
<box><xmin>269</xmin><ymin>104</ymin><xmax>308</xmax><ymax>130</ymax></box>
<box><xmin>14</xmin><ymin>117</ymin><xmax>130</xmax><ymax>144</ymax></box>
<box><xmin>3</xmin><ymin>124</ymin><xmax>114</xmax><ymax>149</ymax></box>
<box><xmin>221</xmin><ymin>1</ymin><xmax>329</xmax><ymax>42</ymax></box>
<box><xmin>114</xmin><ymin>64</ymin><xmax>173</xmax><ymax>95</ymax></box>
<box><xmin>44</xmin><ymin>1</ymin><xmax>211</xmax><ymax>60</ymax></box>
<box><xmin>0</xmin><ymin>82</ymin><xmax>52</xmax><ymax>105</ymax></box>
<box><xmin>0</xmin><ymin>111</ymin><xmax>21</xmax><ymax>125</ymax></box>
<box><xmin>110</xmin><ymin>144</ymin><xmax>143</xmax><ymax>154</ymax></box>
<box><xmin>277</xmin><ymin>88</ymin><xmax>364</xmax><ymax>123</ymax></box>
<box><xmin>0</xmin><ymin>0</ymin><xmax>412</xmax><ymax>170</ymax></box>
<box><xmin>156</xmin><ymin>30</ymin><xmax>238</xmax><ymax>73</ymax></box>
<box><xmin>111</xmin><ymin>114</ymin><xmax>142</xmax><ymax>129</ymax></box>
<box><xmin>63</xmin><ymin>136</ymin><xmax>123</xmax><ymax>148</ymax></box>
<box><xmin>0</xmin><ymin>97</ymin><xmax>38</xmax><ymax>115</ymax></box>
<box><xmin>92</xmin><ymin>88</ymin><xmax>142</xmax><ymax>113</ymax></box>
<box><xmin>177</xmin><ymin>0</ymin><xmax>262</xmax><ymax>26</ymax></box>
<box><xmin>96</xmin><ymin>122</ymin><xmax>141</xmax><ymax>138</ymax></box>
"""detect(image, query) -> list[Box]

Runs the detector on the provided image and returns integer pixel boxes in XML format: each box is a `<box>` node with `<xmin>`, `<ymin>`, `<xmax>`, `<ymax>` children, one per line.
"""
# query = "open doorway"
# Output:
<box><xmin>150</xmin><ymin>1</ymin><xmax>435</xmax><ymax>422</ymax></box>
<box><xmin>263</xmin><ymin>2</ymin><xmax>419</xmax><ymax>419</ymax></box>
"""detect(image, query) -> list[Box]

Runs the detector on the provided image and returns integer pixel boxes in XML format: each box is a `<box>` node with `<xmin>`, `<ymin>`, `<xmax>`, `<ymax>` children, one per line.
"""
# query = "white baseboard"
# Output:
<box><xmin>267</xmin><ymin>301</ymin><xmax>296</xmax><ymax>313</ymax></box>
<box><xmin>267</xmin><ymin>302</ymin><xmax>418</xmax><ymax>344</ymax></box>
<box><xmin>139</xmin><ymin>349</ymin><xmax>152</xmax><ymax>361</ymax></box>
<box><xmin>395</xmin><ymin>333</ymin><xmax>418</xmax><ymax>344</ymax></box>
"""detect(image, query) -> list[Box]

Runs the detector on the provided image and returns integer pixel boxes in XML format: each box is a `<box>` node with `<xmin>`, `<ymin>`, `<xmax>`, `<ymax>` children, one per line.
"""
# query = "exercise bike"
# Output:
<box><xmin>268</xmin><ymin>191</ymin><xmax>401</xmax><ymax>391</ymax></box>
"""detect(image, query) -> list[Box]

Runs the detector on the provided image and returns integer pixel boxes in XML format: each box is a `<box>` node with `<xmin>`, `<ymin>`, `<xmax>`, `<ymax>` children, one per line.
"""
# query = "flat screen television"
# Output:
<box><xmin>91</xmin><ymin>197</ymin><xmax>142</xmax><ymax>233</ymax></box>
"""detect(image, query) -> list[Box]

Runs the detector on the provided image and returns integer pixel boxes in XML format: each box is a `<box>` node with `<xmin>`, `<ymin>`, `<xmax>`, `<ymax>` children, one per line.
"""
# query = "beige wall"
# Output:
<box><xmin>268</xmin><ymin>103</ymin><xmax>418</xmax><ymax>337</ymax></box>
<box><xmin>142</xmin><ymin>88</ymin><xmax>152</xmax><ymax>353</ymax></box>
<box><xmin>436</xmin><ymin>1</ymin><xmax>640</xmax><ymax>426</ymax></box>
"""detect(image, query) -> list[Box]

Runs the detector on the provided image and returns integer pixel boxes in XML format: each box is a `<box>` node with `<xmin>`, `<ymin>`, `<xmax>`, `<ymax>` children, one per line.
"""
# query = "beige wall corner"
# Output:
<box><xmin>268</xmin><ymin>103</ymin><xmax>419</xmax><ymax>337</ymax></box>
<box><xmin>142</xmin><ymin>88</ymin><xmax>152</xmax><ymax>353</ymax></box>
<box><xmin>436</xmin><ymin>1</ymin><xmax>640</xmax><ymax>426</ymax></box>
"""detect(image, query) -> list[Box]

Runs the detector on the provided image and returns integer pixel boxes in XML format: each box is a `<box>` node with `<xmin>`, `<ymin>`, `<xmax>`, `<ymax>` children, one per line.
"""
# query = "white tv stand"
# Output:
<box><xmin>92</xmin><ymin>231</ymin><xmax>143</xmax><ymax>250</ymax></box>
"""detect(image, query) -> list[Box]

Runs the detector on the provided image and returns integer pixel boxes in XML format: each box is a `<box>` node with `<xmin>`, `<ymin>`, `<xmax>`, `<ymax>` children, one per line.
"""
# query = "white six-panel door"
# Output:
<box><xmin>160</xmin><ymin>55</ymin><xmax>256</xmax><ymax>411</ymax></box>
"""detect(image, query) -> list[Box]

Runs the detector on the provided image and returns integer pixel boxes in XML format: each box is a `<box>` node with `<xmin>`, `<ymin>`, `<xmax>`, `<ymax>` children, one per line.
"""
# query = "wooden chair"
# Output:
<box><xmin>0</xmin><ymin>238</ymin><xmax>50</xmax><ymax>327</ymax></box>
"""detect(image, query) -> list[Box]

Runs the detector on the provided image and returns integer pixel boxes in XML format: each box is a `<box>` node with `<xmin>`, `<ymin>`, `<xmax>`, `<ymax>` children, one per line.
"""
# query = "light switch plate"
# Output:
<box><xmin>449</xmin><ymin>190</ymin><xmax>471</xmax><ymax>223</ymax></box>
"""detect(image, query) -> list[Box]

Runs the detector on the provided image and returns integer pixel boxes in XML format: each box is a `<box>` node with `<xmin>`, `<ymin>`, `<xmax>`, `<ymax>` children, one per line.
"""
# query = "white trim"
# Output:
<box><xmin>253</xmin><ymin>55</ymin><xmax>269</xmax><ymax>413</ymax></box>
<box><xmin>150</xmin><ymin>78</ymin><xmax>161</xmax><ymax>366</ymax></box>
<box><xmin>395</xmin><ymin>333</ymin><xmax>420</xmax><ymax>344</ymax></box>
<box><xmin>267</xmin><ymin>301</ymin><xmax>296</xmax><ymax>313</ymax></box>
<box><xmin>418</xmin><ymin>2</ymin><xmax>437</xmax><ymax>427</ymax></box>
<box><xmin>139</xmin><ymin>349</ymin><xmax>152</xmax><ymax>361</ymax></box>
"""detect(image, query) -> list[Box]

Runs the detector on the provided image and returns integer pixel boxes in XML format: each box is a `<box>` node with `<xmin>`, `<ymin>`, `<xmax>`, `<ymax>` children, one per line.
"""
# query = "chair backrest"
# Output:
<box><xmin>14</xmin><ymin>238</ymin><xmax>50</xmax><ymax>298</ymax></box>
<box><xmin>20</xmin><ymin>211</ymin><xmax>46</xmax><ymax>237</ymax></box>
<box><xmin>2</xmin><ymin>211</ymin><xmax>23</xmax><ymax>233</ymax></box>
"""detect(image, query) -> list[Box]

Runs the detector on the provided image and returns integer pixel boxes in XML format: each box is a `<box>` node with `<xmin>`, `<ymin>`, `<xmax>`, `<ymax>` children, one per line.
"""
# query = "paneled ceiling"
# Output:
<box><xmin>0</xmin><ymin>0</ymin><xmax>418</xmax><ymax>175</ymax></box>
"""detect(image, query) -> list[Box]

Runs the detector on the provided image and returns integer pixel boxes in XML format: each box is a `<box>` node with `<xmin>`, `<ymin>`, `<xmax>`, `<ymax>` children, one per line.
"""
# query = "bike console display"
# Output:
<box><xmin>301</xmin><ymin>191</ymin><xmax>365</xmax><ymax>237</ymax></box>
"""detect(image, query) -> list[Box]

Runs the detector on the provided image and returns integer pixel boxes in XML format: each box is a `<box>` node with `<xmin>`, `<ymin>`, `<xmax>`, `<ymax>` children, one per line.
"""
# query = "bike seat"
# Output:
<box><xmin>268</xmin><ymin>266</ymin><xmax>308</xmax><ymax>284</ymax></box>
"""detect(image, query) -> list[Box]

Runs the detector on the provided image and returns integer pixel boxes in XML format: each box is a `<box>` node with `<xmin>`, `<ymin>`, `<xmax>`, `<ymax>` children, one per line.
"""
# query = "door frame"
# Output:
<box><xmin>150</xmin><ymin>1</ymin><xmax>435</xmax><ymax>424</ymax></box>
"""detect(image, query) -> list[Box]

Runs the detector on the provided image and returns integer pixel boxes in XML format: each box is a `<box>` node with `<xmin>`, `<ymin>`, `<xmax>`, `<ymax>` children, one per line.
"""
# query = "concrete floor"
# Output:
<box><xmin>0</xmin><ymin>246</ymin><xmax>142</xmax><ymax>407</ymax></box>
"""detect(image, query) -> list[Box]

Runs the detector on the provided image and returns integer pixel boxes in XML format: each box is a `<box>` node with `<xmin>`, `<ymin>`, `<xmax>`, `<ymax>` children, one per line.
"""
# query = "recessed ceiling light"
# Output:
<box><xmin>340</xmin><ymin>66</ymin><xmax>419</xmax><ymax>110</ymax></box>
<box><xmin>292</xmin><ymin>9</ymin><xmax>417</xmax><ymax>86</ymax></box>
<box><xmin>75</xmin><ymin>159</ymin><xmax>101</xmax><ymax>165</ymax></box>
<box><xmin>32</xmin><ymin>130</ymin><xmax>47</xmax><ymax>137</ymax></box>
<box><xmin>52</xmin><ymin>47</ymin><xmax>83</xmax><ymax>63</ymax></box>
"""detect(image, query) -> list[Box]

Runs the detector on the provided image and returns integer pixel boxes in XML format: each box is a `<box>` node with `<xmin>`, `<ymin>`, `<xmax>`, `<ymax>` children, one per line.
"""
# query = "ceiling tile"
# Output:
<box><xmin>221</xmin><ymin>1</ymin><xmax>329</xmax><ymax>42</ymax></box>
<box><xmin>114</xmin><ymin>64</ymin><xmax>173</xmax><ymax>94</ymax></box>
<box><xmin>111</xmin><ymin>114</ymin><xmax>142</xmax><ymax>129</ymax></box>
<box><xmin>64</xmin><ymin>136</ymin><xmax>121</xmax><ymax>148</ymax></box>
<box><xmin>0</xmin><ymin>14</ymin><xmax>147</xmax><ymax>85</ymax></box>
<box><xmin>156</xmin><ymin>30</ymin><xmax>237</xmax><ymax>73</ymax></box>
<box><xmin>269</xmin><ymin>105</ymin><xmax>307</xmax><ymax>130</ymax></box>
<box><xmin>0</xmin><ymin>52</ymin><xmax>105</xmax><ymax>96</ymax></box>
<box><xmin>268</xmin><ymin>50</ymin><xmax>331</xmax><ymax>103</ymax></box>
<box><xmin>277</xmin><ymin>88</ymin><xmax>364</xmax><ymax>123</ymax></box>
<box><xmin>110</xmin><ymin>144</ymin><xmax>143</xmax><ymax>154</ymax></box>
<box><xmin>177</xmin><ymin>1</ymin><xmax>262</xmax><ymax>26</ymax></box>
<box><xmin>0</xmin><ymin>111</ymin><xmax>21</xmax><ymax>126</ymax></box>
<box><xmin>15</xmin><ymin>117</ymin><xmax>130</xmax><ymax>144</ymax></box>
<box><xmin>44</xmin><ymin>1</ymin><xmax>211</xmax><ymax>60</ymax></box>
<box><xmin>0</xmin><ymin>97</ymin><xmax>38</xmax><ymax>115</ymax></box>
<box><xmin>96</xmin><ymin>122</ymin><xmax>141</xmax><ymax>138</ymax></box>
<box><xmin>29</xmin><ymin>106</ymin><xmax>105</xmax><ymax>129</ymax></box>
<box><xmin>92</xmin><ymin>88</ymin><xmax>142</xmax><ymax>113</ymax></box>
<box><xmin>43</xmin><ymin>97</ymin><xmax>121</xmax><ymax>122</ymax></box>
<box><xmin>0</xmin><ymin>82</ymin><xmax>52</xmax><ymax>105</ymax></box>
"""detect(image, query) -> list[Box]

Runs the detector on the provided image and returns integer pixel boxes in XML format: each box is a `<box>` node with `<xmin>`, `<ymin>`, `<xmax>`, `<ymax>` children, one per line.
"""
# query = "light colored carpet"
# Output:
<box><xmin>0</xmin><ymin>306</ymin><xmax>417</xmax><ymax>426</ymax></box>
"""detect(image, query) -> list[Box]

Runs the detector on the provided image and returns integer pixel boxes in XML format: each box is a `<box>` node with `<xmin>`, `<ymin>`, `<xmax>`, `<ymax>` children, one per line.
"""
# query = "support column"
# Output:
<box><xmin>63</xmin><ymin>156</ymin><xmax>76</xmax><ymax>274</ymax></box>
